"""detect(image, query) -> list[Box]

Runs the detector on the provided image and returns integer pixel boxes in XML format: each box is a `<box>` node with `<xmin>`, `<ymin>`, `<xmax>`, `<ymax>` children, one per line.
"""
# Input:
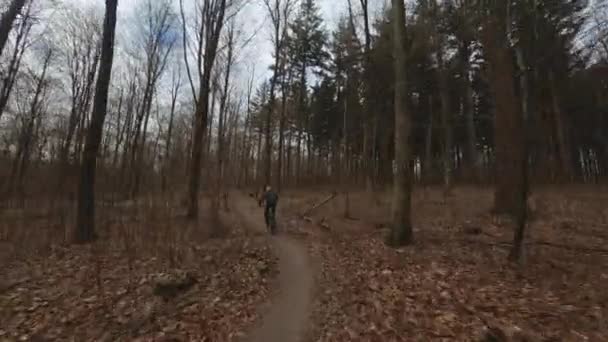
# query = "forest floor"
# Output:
<box><xmin>279</xmin><ymin>186</ymin><xmax>608</xmax><ymax>341</ymax></box>
<box><xmin>1</xmin><ymin>185</ymin><xmax>607</xmax><ymax>341</ymax></box>
<box><xmin>0</xmin><ymin>198</ymin><xmax>279</xmax><ymax>341</ymax></box>
<box><xmin>233</xmin><ymin>194</ymin><xmax>313</xmax><ymax>342</ymax></box>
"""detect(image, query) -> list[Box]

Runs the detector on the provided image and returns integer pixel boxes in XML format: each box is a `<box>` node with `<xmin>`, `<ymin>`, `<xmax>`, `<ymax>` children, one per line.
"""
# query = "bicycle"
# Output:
<box><xmin>265</xmin><ymin>205</ymin><xmax>277</xmax><ymax>235</ymax></box>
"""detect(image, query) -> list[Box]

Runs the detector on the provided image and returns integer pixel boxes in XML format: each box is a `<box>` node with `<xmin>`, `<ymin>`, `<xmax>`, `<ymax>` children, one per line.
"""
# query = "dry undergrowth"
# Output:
<box><xmin>0</xmin><ymin>195</ymin><xmax>278</xmax><ymax>341</ymax></box>
<box><xmin>288</xmin><ymin>186</ymin><xmax>608</xmax><ymax>341</ymax></box>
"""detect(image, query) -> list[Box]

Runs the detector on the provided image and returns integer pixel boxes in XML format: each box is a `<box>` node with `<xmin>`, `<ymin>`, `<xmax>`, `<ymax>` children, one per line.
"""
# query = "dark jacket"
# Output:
<box><xmin>260</xmin><ymin>190</ymin><xmax>279</xmax><ymax>207</ymax></box>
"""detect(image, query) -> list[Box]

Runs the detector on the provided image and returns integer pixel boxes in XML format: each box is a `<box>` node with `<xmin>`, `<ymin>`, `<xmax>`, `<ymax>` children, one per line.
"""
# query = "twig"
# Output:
<box><xmin>532</xmin><ymin>241</ymin><xmax>608</xmax><ymax>254</ymax></box>
<box><xmin>463</xmin><ymin>238</ymin><xmax>608</xmax><ymax>255</ymax></box>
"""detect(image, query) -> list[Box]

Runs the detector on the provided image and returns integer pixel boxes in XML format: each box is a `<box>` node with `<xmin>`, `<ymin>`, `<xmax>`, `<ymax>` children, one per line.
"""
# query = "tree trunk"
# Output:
<box><xmin>186</xmin><ymin>0</ymin><xmax>227</xmax><ymax>219</ymax></box>
<box><xmin>0</xmin><ymin>4</ymin><xmax>30</xmax><ymax>121</ymax></box>
<box><xmin>162</xmin><ymin>80</ymin><xmax>178</xmax><ymax>192</ymax></box>
<box><xmin>0</xmin><ymin>0</ymin><xmax>27</xmax><ymax>58</ymax></box>
<box><xmin>509</xmin><ymin>37</ymin><xmax>531</xmax><ymax>264</ymax></box>
<box><xmin>481</xmin><ymin>11</ymin><xmax>525</xmax><ymax>217</ymax></box>
<box><xmin>264</xmin><ymin>77</ymin><xmax>277</xmax><ymax>187</ymax></box>
<box><xmin>214</xmin><ymin>32</ymin><xmax>233</xmax><ymax>217</ymax></box>
<box><xmin>256</xmin><ymin>130</ymin><xmax>263</xmax><ymax>184</ymax></box>
<box><xmin>277</xmin><ymin>41</ymin><xmax>291</xmax><ymax>191</ymax></box>
<box><xmin>424</xmin><ymin>95</ymin><xmax>434</xmax><ymax>184</ymax></box>
<box><xmin>388</xmin><ymin>0</ymin><xmax>413</xmax><ymax>247</ymax></box>
<box><xmin>459</xmin><ymin>41</ymin><xmax>479</xmax><ymax>182</ymax></box>
<box><xmin>75</xmin><ymin>0</ymin><xmax>118</xmax><ymax>244</ymax></box>
<box><xmin>549</xmin><ymin>71</ymin><xmax>572</xmax><ymax>182</ymax></box>
<box><xmin>360</xmin><ymin>0</ymin><xmax>374</xmax><ymax>192</ymax></box>
<box><xmin>438</xmin><ymin>67</ymin><xmax>453</xmax><ymax>195</ymax></box>
<box><xmin>8</xmin><ymin>51</ymin><xmax>50</xmax><ymax>199</ymax></box>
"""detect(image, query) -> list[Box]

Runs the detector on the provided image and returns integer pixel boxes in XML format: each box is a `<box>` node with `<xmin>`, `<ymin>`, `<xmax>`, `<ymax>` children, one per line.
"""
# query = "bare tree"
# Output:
<box><xmin>75</xmin><ymin>0</ymin><xmax>118</xmax><ymax>244</ymax></box>
<box><xmin>214</xmin><ymin>23</ymin><xmax>235</xmax><ymax>211</ymax></box>
<box><xmin>262</xmin><ymin>0</ymin><xmax>293</xmax><ymax>188</ymax></box>
<box><xmin>130</xmin><ymin>0</ymin><xmax>176</xmax><ymax>197</ymax></box>
<box><xmin>161</xmin><ymin>63</ymin><xmax>182</xmax><ymax>192</ymax></box>
<box><xmin>480</xmin><ymin>1</ymin><xmax>526</xmax><ymax>217</ymax></box>
<box><xmin>55</xmin><ymin>6</ymin><xmax>102</xmax><ymax>191</ymax></box>
<box><xmin>0</xmin><ymin>0</ymin><xmax>27</xmax><ymax>58</ymax></box>
<box><xmin>388</xmin><ymin>0</ymin><xmax>413</xmax><ymax>247</ymax></box>
<box><xmin>0</xmin><ymin>0</ymin><xmax>33</xmax><ymax>121</ymax></box>
<box><xmin>181</xmin><ymin>0</ymin><xmax>228</xmax><ymax>219</ymax></box>
<box><xmin>7</xmin><ymin>48</ymin><xmax>52</xmax><ymax>199</ymax></box>
<box><xmin>359</xmin><ymin>0</ymin><xmax>375</xmax><ymax>192</ymax></box>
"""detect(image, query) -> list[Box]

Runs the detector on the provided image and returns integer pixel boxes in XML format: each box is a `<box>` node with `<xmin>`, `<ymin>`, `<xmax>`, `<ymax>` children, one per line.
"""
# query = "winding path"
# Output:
<box><xmin>234</xmin><ymin>195</ymin><xmax>313</xmax><ymax>342</ymax></box>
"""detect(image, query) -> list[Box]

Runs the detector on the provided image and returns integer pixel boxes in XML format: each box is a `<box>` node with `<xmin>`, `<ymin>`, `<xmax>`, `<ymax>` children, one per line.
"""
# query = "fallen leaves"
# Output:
<box><xmin>0</xmin><ymin>224</ymin><xmax>278</xmax><ymax>341</ymax></box>
<box><xmin>298</xmin><ymin>188</ymin><xmax>608</xmax><ymax>341</ymax></box>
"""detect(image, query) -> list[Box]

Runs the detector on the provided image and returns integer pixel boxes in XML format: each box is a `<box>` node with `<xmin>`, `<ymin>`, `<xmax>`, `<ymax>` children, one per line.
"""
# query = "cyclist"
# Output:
<box><xmin>259</xmin><ymin>185</ymin><xmax>279</xmax><ymax>234</ymax></box>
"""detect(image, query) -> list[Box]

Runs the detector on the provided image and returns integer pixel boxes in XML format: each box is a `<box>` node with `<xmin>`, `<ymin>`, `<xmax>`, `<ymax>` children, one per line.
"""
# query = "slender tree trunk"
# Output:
<box><xmin>206</xmin><ymin>86</ymin><xmax>217</xmax><ymax>162</ymax></box>
<box><xmin>277</xmin><ymin>76</ymin><xmax>288</xmax><ymax>192</ymax></box>
<box><xmin>186</xmin><ymin>0</ymin><xmax>227</xmax><ymax>219</ymax></box>
<box><xmin>0</xmin><ymin>4</ymin><xmax>30</xmax><ymax>121</ymax></box>
<box><xmin>437</xmin><ymin>63</ymin><xmax>453</xmax><ymax>195</ymax></box>
<box><xmin>111</xmin><ymin>90</ymin><xmax>125</xmax><ymax>170</ymax></box>
<box><xmin>286</xmin><ymin>129</ymin><xmax>292</xmax><ymax>186</ymax></box>
<box><xmin>188</xmin><ymin>77</ymin><xmax>211</xmax><ymax>218</ymax></box>
<box><xmin>341</xmin><ymin>81</ymin><xmax>352</xmax><ymax>217</ymax></box>
<box><xmin>459</xmin><ymin>41</ymin><xmax>479</xmax><ymax>182</ymax></box>
<box><xmin>256</xmin><ymin>130</ymin><xmax>262</xmax><ymax>184</ymax></box>
<box><xmin>464</xmin><ymin>81</ymin><xmax>478</xmax><ymax>181</ymax></box>
<box><xmin>296</xmin><ymin>126</ymin><xmax>302</xmax><ymax>184</ymax></box>
<box><xmin>424</xmin><ymin>95</ymin><xmax>434</xmax><ymax>184</ymax></box>
<box><xmin>388</xmin><ymin>0</ymin><xmax>413</xmax><ymax>247</ymax></box>
<box><xmin>360</xmin><ymin>0</ymin><xmax>374</xmax><ymax>192</ymax></box>
<box><xmin>162</xmin><ymin>81</ymin><xmax>178</xmax><ymax>192</ymax></box>
<box><xmin>9</xmin><ymin>51</ymin><xmax>50</xmax><ymax>198</ymax></box>
<box><xmin>75</xmin><ymin>0</ymin><xmax>118</xmax><ymax>244</ymax></box>
<box><xmin>549</xmin><ymin>70</ymin><xmax>572</xmax><ymax>182</ymax></box>
<box><xmin>509</xmin><ymin>35</ymin><xmax>531</xmax><ymax>263</ymax></box>
<box><xmin>214</xmin><ymin>33</ymin><xmax>233</xmax><ymax>217</ymax></box>
<box><xmin>264</xmin><ymin>80</ymin><xmax>277</xmax><ymax>187</ymax></box>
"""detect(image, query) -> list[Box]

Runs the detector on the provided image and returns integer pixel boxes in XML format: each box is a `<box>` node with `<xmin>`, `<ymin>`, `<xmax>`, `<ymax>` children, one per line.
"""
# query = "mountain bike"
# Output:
<box><xmin>265</xmin><ymin>206</ymin><xmax>277</xmax><ymax>235</ymax></box>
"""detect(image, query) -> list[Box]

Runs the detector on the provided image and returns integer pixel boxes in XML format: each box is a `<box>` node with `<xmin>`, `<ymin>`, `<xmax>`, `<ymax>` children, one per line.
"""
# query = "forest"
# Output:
<box><xmin>1</xmin><ymin>0</ymin><xmax>607</xmax><ymax>340</ymax></box>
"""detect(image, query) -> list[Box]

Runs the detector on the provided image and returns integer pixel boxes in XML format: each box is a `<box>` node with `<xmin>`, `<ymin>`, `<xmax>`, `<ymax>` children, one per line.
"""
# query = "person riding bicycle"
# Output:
<box><xmin>259</xmin><ymin>185</ymin><xmax>279</xmax><ymax>233</ymax></box>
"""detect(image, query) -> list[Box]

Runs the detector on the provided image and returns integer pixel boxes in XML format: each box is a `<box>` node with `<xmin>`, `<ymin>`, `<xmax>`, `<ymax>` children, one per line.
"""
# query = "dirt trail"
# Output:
<box><xmin>234</xmin><ymin>195</ymin><xmax>313</xmax><ymax>342</ymax></box>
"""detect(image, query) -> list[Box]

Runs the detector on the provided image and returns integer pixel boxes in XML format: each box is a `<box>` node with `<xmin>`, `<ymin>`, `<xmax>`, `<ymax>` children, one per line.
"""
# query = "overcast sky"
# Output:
<box><xmin>60</xmin><ymin>0</ymin><xmax>388</xmax><ymax>98</ymax></box>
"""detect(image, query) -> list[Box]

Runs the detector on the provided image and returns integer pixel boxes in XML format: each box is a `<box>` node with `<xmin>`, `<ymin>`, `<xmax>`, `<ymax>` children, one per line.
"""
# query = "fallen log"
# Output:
<box><xmin>463</xmin><ymin>239</ymin><xmax>608</xmax><ymax>255</ymax></box>
<box><xmin>300</xmin><ymin>192</ymin><xmax>337</xmax><ymax>218</ymax></box>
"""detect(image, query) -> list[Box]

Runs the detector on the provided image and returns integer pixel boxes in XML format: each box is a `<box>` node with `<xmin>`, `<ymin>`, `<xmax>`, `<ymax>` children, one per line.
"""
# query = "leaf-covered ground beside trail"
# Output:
<box><xmin>288</xmin><ymin>187</ymin><xmax>608</xmax><ymax>341</ymax></box>
<box><xmin>0</xmin><ymin>205</ymin><xmax>278</xmax><ymax>341</ymax></box>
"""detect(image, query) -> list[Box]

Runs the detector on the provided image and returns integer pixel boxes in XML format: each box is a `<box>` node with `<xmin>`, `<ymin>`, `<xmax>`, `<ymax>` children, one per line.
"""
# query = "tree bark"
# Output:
<box><xmin>462</xmin><ymin>41</ymin><xmax>479</xmax><ymax>181</ymax></box>
<box><xmin>214</xmin><ymin>29</ymin><xmax>234</xmax><ymax>217</ymax></box>
<box><xmin>437</xmin><ymin>67</ymin><xmax>453</xmax><ymax>194</ymax></box>
<box><xmin>388</xmin><ymin>0</ymin><xmax>413</xmax><ymax>247</ymax></box>
<box><xmin>481</xmin><ymin>8</ymin><xmax>525</xmax><ymax>217</ymax></box>
<box><xmin>360</xmin><ymin>0</ymin><xmax>374</xmax><ymax>192</ymax></box>
<box><xmin>162</xmin><ymin>74</ymin><xmax>179</xmax><ymax>192</ymax></box>
<box><xmin>277</xmin><ymin>67</ymin><xmax>290</xmax><ymax>192</ymax></box>
<box><xmin>549</xmin><ymin>70</ymin><xmax>572</xmax><ymax>181</ymax></box>
<box><xmin>75</xmin><ymin>0</ymin><xmax>118</xmax><ymax>244</ymax></box>
<box><xmin>509</xmin><ymin>32</ymin><xmax>531</xmax><ymax>263</ymax></box>
<box><xmin>424</xmin><ymin>95</ymin><xmax>434</xmax><ymax>183</ymax></box>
